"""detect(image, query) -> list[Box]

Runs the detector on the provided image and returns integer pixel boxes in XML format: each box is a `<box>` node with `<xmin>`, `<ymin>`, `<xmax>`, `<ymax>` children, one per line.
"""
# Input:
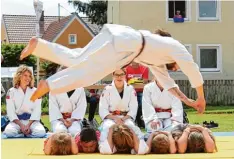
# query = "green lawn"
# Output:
<box><xmin>41</xmin><ymin>106</ymin><xmax>234</xmax><ymax>132</ymax></box>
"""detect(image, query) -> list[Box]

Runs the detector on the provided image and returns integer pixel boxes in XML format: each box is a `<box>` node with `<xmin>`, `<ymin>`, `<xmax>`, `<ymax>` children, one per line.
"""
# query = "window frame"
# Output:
<box><xmin>196</xmin><ymin>0</ymin><xmax>221</xmax><ymax>22</ymax></box>
<box><xmin>166</xmin><ymin>0</ymin><xmax>191</xmax><ymax>22</ymax></box>
<box><xmin>68</xmin><ymin>34</ymin><xmax>77</xmax><ymax>45</ymax></box>
<box><xmin>196</xmin><ymin>44</ymin><xmax>222</xmax><ymax>72</ymax></box>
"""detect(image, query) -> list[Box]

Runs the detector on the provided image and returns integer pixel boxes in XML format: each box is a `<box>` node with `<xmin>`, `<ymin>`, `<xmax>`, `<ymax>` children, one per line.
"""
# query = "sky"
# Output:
<box><xmin>1</xmin><ymin>0</ymin><xmax>87</xmax><ymax>16</ymax></box>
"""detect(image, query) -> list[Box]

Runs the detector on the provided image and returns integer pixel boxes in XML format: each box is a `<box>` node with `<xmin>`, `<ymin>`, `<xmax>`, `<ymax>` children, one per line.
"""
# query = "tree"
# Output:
<box><xmin>40</xmin><ymin>61</ymin><xmax>59</xmax><ymax>77</ymax></box>
<box><xmin>1</xmin><ymin>44</ymin><xmax>37</xmax><ymax>69</ymax></box>
<box><xmin>1</xmin><ymin>44</ymin><xmax>58</xmax><ymax>77</ymax></box>
<box><xmin>68</xmin><ymin>0</ymin><xmax>107</xmax><ymax>26</ymax></box>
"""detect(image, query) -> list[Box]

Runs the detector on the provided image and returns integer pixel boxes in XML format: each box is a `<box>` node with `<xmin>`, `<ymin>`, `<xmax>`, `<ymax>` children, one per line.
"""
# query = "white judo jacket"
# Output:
<box><xmin>142</xmin><ymin>82</ymin><xmax>183</xmax><ymax>125</ymax></box>
<box><xmin>99</xmin><ymin>81</ymin><xmax>138</xmax><ymax>120</ymax></box>
<box><xmin>49</xmin><ymin>88</ymin><xmax>87</xmax><ymax>122</ymax></box>
<box><xmin>6</xmin><ymin>87</ymin><xmax>42</xmax><ymax>122</ymax></box>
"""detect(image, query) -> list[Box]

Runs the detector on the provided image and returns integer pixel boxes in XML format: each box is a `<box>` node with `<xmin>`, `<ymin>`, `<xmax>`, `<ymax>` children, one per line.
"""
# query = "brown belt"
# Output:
<box><xmin>122</xmin><ymin>32</ymin><xmax>145</xmax><ymax>68</ymax></box>
<box><xmin>111</xmin><ymin>110</ymin><xmax>128</xmax><ymax>116</ymax></box>
<box><xmin>62</xmin><ymin>113</ymin><xmax>72</xmax><ymax>119</ymax></box>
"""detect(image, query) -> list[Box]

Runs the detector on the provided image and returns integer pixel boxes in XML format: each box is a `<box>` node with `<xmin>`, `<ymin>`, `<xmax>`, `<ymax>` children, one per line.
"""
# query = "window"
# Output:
<box><xmin>167</xmin><ymin>0</ymin><xmax>190</xmax><ymax>21</ymax></box>
<box><xmin>69</xmin><ymin>34</ymin><xmax>77</xmax><ymax>45</ymax></box>
<box><xmin>197</xmin><ymin>45</ymin><xmax>221</xmax><ymax>72</ymax></box>
<box><xmin>197</xmin><ymin>0</ymin><xmax>220</xmax><ymax>21</ymax></box>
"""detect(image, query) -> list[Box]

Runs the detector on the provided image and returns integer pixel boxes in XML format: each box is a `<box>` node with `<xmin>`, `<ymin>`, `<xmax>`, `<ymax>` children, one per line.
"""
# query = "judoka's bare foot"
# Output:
<box><xmin>30</xmin><ymin>80</ymin><xmax>50</xmax><ymax>101</ymax></box>
<box><xmin>20</xmin><ymin>37</ymin><xmax>38</xmax><ymax>60</ymax></box>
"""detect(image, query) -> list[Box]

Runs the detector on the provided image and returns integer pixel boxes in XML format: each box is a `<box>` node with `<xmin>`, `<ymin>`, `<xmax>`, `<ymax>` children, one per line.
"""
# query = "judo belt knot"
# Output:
<box><xmin>62</xmin><ymin>113</ymin><xmax>72</xmax><ymax>119</ymax></box>
<box><xmin>111</xmin><ymin>110</ymin><xmax>128</xmax><ymax>116</ymax></box>
<box><xmin>155</xmin><ymin>108</ymin><xmax>172</xmax><ymax>113</ymax></box>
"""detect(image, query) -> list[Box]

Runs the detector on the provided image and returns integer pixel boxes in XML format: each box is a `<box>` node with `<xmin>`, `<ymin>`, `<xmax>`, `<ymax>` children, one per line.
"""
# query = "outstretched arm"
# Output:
<box><xmin>149</xmin><ymin>66</ymin><xmax>200</xmax><ymax>111</ymax></box>
<box><xmin>168</xmin><ymin>43</ymin><xmax>205</xmax><ymax>113</ymax></box>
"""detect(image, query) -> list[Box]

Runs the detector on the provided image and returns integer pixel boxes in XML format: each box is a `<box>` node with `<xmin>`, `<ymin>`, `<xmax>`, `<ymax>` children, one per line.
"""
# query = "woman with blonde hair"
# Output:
<box><xmin>3</xmin><ymin>65</ymin><xmax>46</xmax><ymax>138</ymax></box>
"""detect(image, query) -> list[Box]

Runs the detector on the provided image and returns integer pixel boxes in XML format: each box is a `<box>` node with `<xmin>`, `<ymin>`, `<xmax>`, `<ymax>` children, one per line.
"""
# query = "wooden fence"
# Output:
<box><xmin>175</xmin><ymin>80</ymin><xmax>234</xmax><ymax>105</ymax></box>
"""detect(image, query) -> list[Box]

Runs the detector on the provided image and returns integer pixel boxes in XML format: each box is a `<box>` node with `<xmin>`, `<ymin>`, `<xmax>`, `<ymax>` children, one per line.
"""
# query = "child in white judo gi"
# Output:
<box><xmin>3</xmin><ymin>65</ymin><xmax>46</xmax><ymax>138</ymax></box>
<box><xmin>98</xmin><ymin>69</ymin><xmax>148</xmax><ymax>154</ymax></box>
<box><xmin>20</xmin><ymin>24</ymin><xmax>206</xmax><ymax>113</ymax></box>
<box><xmin>142</xmin><ymin>80</ymin><xmax>183</xmax><ymax>132</ymax></box>
<box><xmin>49</xmin><ymin>66</ymin><xmax>87</xmax><ymax>137</ymax></box>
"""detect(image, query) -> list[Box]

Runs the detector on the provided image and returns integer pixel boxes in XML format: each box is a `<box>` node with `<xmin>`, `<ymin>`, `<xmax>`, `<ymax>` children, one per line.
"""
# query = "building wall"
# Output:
<box><xmin>1</xmin><ymin>22</ymin><xmax>8</xmax><ymax>44</ymax></box>
<box><xmin>108</xmin><ymin>1</ymin><xmax>234</xmax><ymax>80</ymax></box>
<box><xmin>55</xmin><ymin>19</ymin><xmax>93</xmax><ymax>49</ymax></box>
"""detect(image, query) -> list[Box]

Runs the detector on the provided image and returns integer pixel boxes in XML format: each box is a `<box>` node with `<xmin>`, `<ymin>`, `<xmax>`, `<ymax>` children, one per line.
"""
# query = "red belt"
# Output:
<box><xmin>155</xmin><ymin>108</ymin><xmax>171</xmax><ymax>113</ymax></box>
<box><xmin>62</xmin><ymin>113</ymin><xmax>72</xmax><ymax>119</ymax></box>
<box><xmin>111</xmin><ymin>110</ymin><xmax>128</xmax><ymax>116</ymax></box>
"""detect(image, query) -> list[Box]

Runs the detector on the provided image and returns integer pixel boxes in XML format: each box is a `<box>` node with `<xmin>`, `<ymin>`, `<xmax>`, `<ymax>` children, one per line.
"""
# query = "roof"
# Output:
<box><xmin>42</xmin><ymin>15</ymin><xmax>72</xmax><ymax>41</ymax></box>
<box><xmin>42</xmin><ymin>13</ymin><xmax>100</xmax><ymax>42</ymax></box>
<box><xmin>2</xmin><ymin>14</ymin><xmax>100</xmax><ymax>44</ymax></box>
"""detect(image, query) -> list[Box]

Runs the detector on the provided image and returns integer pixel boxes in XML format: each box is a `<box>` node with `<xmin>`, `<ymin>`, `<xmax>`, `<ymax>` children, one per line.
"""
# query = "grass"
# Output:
<box><xmin>41</xmin><ymin>107</ymin><xmax>234</xmax><ymax>132</ymax></box>
<box><xmin>2</xmin><ymin>103</ymin><xmax>233</xmax><ymax>132</ymax></box>
<box><xmin>184</xmin><ymin>106</ymin><xmax>234</xmax><ymax>113</ymax></box>
<box><xmin>187</xmin><ymin>113</ymin><xmax>234</xmax><ymax>132</ymax></box>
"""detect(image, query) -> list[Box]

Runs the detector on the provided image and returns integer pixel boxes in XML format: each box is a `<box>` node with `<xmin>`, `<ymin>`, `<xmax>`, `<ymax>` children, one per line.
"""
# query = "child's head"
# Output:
<box><xmin>80</xmin><ymin>128</ymin><xmax>98</xmax><ymax>153</ymax></box>
<box><xmin>171</xmin><ymin>130</ymin><xmax>183</xmax><ymax>141</ymax></box>
<box><xmin>50</xmin><ymin>133</ymin><xmax>72</xmax><ymax>155</ymax></box>
<box><xmin>187</xmin><ymin>131</ymin><xmax>205</xmax><ymax>153</ymax></box>
<box><xmin>112</xmin><ymin>124</ymin><xmax>134</xmax><ymax>153</ymax></box>
<box><xmin>151</xmin><ymin>133</ymin><xmax>170</xmax><ymax>154</ymax></box>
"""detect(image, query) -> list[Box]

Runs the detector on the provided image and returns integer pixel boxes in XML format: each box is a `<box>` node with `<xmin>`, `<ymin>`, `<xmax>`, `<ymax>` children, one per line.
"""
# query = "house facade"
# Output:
<box><xmin>107</xmin><ymin>1</ymin><xmax>234</xmax><ymax>105</ymax></box>
<box><xmin>108</xmin><ymin>0</ymin><xmax>234</xmax><ymax>81</ymax></box>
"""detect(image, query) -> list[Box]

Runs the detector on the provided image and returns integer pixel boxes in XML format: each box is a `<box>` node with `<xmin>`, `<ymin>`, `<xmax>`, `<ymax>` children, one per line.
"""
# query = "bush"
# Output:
<box><xmin>41</xmin><ymin>95</ymin><xmax>49</xmax><ymax>115</ymax></box>
<box><xmin>1</xmin><ymin>44</ymin><xmax>37</xmax><ymax>70</ymax></box>
<box><xmin>41</xmin><ymin>61</ymin><xmax>59</xmax><ymax>77</ymax></box>
<box><xmin>1</xmin><ymin>104</ymin><xmax>6</xmax><ymax>115</ymax></box>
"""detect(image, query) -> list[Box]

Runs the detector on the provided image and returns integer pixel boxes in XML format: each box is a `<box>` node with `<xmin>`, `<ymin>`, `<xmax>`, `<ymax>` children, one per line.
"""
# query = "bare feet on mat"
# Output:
<box><xmin>30</xmin><ymin>80</ymin><xmax>50</xmax><ymax>101</ymax></box>
<box><xmin>20</xmin><ymin>37</ymin><xmax>38</xmax><ymax>60</ymax></box>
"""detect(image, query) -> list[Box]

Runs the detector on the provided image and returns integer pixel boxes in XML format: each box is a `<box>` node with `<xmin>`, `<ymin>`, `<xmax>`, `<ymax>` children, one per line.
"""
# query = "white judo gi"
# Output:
<box><xmin>3</xmin><ymin>87</ymin><xmax>46</xmax><ymax>138</ymax></box>
<box><xmin>142</xmin><ymin>81</ymin><xmax>183</xmax><ymax>132</ymax></box>
<box><xmin>30</xmin><ymin>24</ymin><xmax>203</xmax><ymax>95</ymax></box>
<box><xmin>49</xmin><ymin>88</ymin><xmax>87</xmax><ymax>136</ymax></box>
<box><xmin>98</xmin><ymin>81</ymin><xmax>148</xmax><ymax>154</ymax></box>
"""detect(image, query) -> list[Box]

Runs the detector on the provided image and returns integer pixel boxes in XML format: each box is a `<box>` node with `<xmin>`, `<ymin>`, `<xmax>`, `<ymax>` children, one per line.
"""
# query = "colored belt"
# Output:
<box><xmin>111</xmin><ymin>110</ymin><xmax>128</xmax><ymax>116</ymax></box>
<box><xmin>62</xmin><ymin>113</ymin><xmax>72</xmax><ymax>119</ymax></box>
<box><xmin>17</xmin><ymin>113</ymin><xmax>31</xmax><ymax>120</ymax></box>
<box><xmin>155</xmin><ymin>108</ymin><xmax>172</xmax><ymax>113</ymax></box>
